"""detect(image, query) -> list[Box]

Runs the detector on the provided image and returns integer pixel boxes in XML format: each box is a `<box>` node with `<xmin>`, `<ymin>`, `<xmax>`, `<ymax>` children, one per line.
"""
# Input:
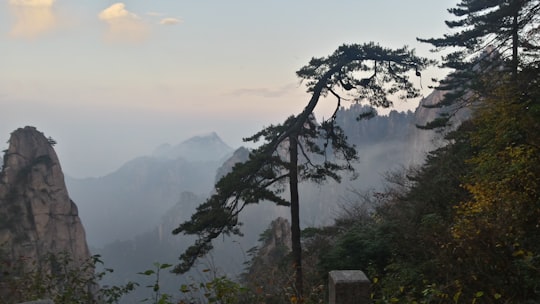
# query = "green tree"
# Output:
<box><xmin>318</xmin><ymin>66</ymin><xmax>540</xmax><ymax>302</ymax></box>
<box><xmin>450</xmin><ymin>68</ymin><xmax>540</xmax><ymax>301</ymax></box>
<box><xmin>418</xmin><ymin>0</ymin><xmax>540</xmax><ymax>108</ymax></box>
<box><xmin>172</xmin><ymin>42</ymin><xmax>431</xmax><ymax>299</ymax></box>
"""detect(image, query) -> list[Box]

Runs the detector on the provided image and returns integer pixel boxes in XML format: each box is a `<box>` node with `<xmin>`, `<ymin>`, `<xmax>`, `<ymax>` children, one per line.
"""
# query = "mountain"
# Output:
<box><xmin>66</xmin><ymin>99</ymin><xmax>455</xmax><ymax>303</ymax></box>
<box><xmin>214</xmin><ymin>146</ymin><xmax>250</xmax><ymax>182</ymax></box>
<box><xmin>152</xmin><ymin>132</ymin><xmax>234</xmax><ymax>162</ymax></box>
<box><xmin>93</xmin><ymin>106</ymin><xmax>423</xmax><ymax>301</ymax></box>
<box><xmin>66</xmin><ymin>133</ymin><xmax>234</xmax><ymax>247</ymax></box>
<box><xmin>0</xmin><ymin>126</ymin><xmax>93</xmax><ymax>299</ymax></box>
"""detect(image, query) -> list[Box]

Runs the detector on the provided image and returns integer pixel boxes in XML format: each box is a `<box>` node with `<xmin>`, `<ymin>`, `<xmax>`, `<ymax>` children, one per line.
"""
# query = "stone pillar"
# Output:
<box><xmin>329</xmin><ymin>270</ymin><xmax>371</xmax><ymax>304</ymax></box>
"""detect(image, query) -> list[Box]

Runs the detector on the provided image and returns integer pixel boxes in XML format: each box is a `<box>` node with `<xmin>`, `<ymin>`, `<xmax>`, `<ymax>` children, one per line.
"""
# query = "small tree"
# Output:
<box><xmin>172</xmin><ymin>42</ymin><xmax>431</xmax><ymax>298</ymax></box>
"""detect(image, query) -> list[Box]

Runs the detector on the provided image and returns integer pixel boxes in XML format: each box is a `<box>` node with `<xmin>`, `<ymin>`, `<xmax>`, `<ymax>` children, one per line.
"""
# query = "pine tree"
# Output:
<box><xmin>418</xmin><ymin>0</ymin><xmax>540</xmax><ymax>108</ymax></box>
<box><xmin>172</xmin><ymin>42</ymin><xmax>431</xmax><ymax>299</ymax></box>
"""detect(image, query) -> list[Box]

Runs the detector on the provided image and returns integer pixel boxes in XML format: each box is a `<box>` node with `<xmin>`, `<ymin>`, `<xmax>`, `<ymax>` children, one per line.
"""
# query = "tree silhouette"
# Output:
<box><xmin>418</xmin><ymin>0</ymin><xmax>540</xmax><ymax>109</ymax></box>
<box><xmin>172</xmin><ymin>42</ymin><xmax>431</xmax><ymax>298</ymax></box>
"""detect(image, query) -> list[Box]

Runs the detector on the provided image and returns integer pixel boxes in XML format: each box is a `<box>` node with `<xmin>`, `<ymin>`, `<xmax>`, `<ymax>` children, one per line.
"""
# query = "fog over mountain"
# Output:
<box><xmin>152</xmin><ymin>132</ymin><xmax>234</xmax><ymax>162</ymax></box>
<box><xmin>63</xmin><ymin>92</ymin><xmax>461</xmax><ymax>301</ymax></box>
<box><xmin>65</xmin><ymin>133</ymin><xmax>234</xmax><ymax>247</ymax></box>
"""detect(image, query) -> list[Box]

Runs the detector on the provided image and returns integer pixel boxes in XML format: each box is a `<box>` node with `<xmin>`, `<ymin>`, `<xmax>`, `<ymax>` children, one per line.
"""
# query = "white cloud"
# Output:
<box><xmin>159</xmin><ymin>18</ymin><xmax>181</xmax><ymax>25</ymax></box>
<box><xmin>9</xmin><ymin>0</ymin><xmax>54</xmax><ymax>7</ymax></box>
<box><xmin>8</xmin><ymin>0</ymin><xmax>57</xmax><ymax>38</ymax></box>
<box><xmin>98</xmin><ymin>3</ymin><xmax>136</xmax><ymax>20</ymax></box>
<box><xmin>98</xmin><ymin>3</ymin><xmax>149</xmax><ymax>42</ymax></box>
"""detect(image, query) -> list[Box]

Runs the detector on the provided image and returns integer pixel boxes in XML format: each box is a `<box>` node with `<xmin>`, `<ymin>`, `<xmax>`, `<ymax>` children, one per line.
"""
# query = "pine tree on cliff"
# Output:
<box><xmin>172</xmin><ymin>42</ymin><xmax>432</xmax><ymax>299</ymax></box>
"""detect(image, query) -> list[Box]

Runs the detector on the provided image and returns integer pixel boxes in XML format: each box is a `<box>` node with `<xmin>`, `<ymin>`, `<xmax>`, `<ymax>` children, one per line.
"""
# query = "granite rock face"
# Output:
<box><xmin>0</xmin><ymin>126</ymin><xmax>91</xmax><ymax>270</ymax></box>
<box><xmin>409</xmin><ymin>89</ymin><xmax>472</xmax><ymax>164</ymax></box>
<box><xmin>257</xmin><ymin>217</ymin><xmax>292</xmax><ymax>265</ymax></box>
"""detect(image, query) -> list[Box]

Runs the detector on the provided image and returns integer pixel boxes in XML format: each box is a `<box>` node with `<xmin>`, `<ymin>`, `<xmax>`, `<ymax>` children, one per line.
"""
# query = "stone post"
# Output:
<box><xmin>329</xmin><ymin>270</ymin><xmax>371</xmax><ymax>304</ymax></box>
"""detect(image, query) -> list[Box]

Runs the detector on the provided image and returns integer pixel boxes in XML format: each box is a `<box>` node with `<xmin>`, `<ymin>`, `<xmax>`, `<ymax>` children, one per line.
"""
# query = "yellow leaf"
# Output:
<box><xmin>453</xmin><ymin>291</ymin><xmax>462</xmax><ymax>303</ymax></box>
<box><xmin>512</xmin><ymin>250</ymin><xmax>525</xmax><ymax>257</ymax></box>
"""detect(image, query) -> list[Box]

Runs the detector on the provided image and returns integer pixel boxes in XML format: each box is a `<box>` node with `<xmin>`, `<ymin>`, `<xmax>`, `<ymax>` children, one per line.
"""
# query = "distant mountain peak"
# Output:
<box><xmin>152</xmin><ymin>132</ymin><xmax>234</xmax><ymax>162</ymax></box>
<box><xmin>197</xmin><ymin>131</ymin><xmax>219</xmax><ymax>139</ymax></box>
<box><xmin>183</xmin><ymin>132</ymin><xmax>222</xmax><ymax>145</ymax></box>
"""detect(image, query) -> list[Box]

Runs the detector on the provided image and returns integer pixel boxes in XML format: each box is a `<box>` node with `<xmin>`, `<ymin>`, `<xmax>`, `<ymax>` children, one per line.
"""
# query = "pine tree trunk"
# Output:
<box><xmin>511</xmin><ymin>0</ymin><xmax>523</xmax><ymax>77</ymax></box>
<box><xmin>512</xmin><ymin>9</ymin><xmax>519</xmax><ymax>77</ymax></box>
<box><xmin>289</xmin><ymin>133</ymin><xmax>303</xmax><ymax>299</ymax></box>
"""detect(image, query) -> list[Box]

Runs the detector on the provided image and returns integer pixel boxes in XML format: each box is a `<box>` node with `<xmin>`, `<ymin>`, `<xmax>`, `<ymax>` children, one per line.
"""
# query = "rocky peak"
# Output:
<box><xmin>0</xmin><ymin>126</ymin><xmax>92</xmax><ymax>280</ymax></box>
<box><xmin>409</xmin><ymin>89</ymin><xmax>472</xmax><ymax>164</ymax></box>
<box><xmin>214</xmin><ymin>147</ymin><xmax>250</xmax><ymax>183</ymax></box>
<box><xmin>257</xmin><ymin>217</ymin><xmax>292</xmax><ymax>264</ymax></box>
<box><xmin>1</xmin><ymin>127</ymin><xmax>63</xmax><ymax>192</ymax></box>
<box><xmin>152</xmin><ymin>132</ymin><xmax>234</xmax><ymax>162</ymax></box>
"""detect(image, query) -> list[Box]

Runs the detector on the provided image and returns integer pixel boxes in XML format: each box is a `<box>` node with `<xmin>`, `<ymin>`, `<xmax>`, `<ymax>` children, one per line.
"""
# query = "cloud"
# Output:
<box><xmin>159</xmin><ymin>18</ymin><xmax>182</xmax><ymax>25</ymax></box>
<box><xmin>9</xmin><ymin>0</ymin><xmax>54</xmax><ymax>7</ymax></box>
<box><xmin>98</xmin><ymin>3</ymin><xmax>149</xmax><ymax>42</ymax></box>
<box><xmin>8</xmin><ymin>0</ymin><xmax>57</xmax><ymax>38</ymax></box>
<box><xmin>98</xmin><ymin>3</ymin><xmax>134</xmax><ymax>20</ymax></box>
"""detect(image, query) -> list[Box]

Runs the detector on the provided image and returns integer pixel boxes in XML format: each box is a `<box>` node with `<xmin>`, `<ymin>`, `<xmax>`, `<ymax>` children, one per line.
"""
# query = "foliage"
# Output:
<box><xmin>450</xmin><ymin>69</ymin><xmax>540</xmax><ymax>301</ymax></box>
<box><xmin>306</xmin><ymin>64</ymin><xmax>540</xmax><ymax>302</ymax></box>
<box><xmin>418</xmin><ymin>0</ymin><xmax>540</xmax><ymax>123</ymax></box>
<box><xmin>136</xmin><ymin>262</ymin><xmax>250</xmax><ymax>304</ymax></box>
<box><xmin>241</xmin><ymin>224</ymin><xmax>327</xmax><ymax>304</ymax></box>
<box><xmin>178</xmin><ymin>271</ymin><xmax>253</xmax><ymax>304</ymax></box>
<box><xmin>0</xmin><ymin>249</ymin><xmax>250</xmax><ymax>304</ymax></box>
<box><xmin>47</xmin><ymin>136</ymin><xmax>57</xmax><ymax>146</ymax></box>
<box><xmin>0</xmin><ymin>251</ymin><xmax>136</xmax><ymax>304</ymax></box>
<box><xmin>313</xmin><ymin>10</ymin><xmax>540</xmax><ymax>299</ymax></box>
<box><xmin>419</xmin><ymin>0</ymin><xmax>540</xmax><ymax>67</ymax></box>
<box><xmin>138</xmin><ymin>262</ymin><xmax>175</xmax><ymax>304</ymax></box>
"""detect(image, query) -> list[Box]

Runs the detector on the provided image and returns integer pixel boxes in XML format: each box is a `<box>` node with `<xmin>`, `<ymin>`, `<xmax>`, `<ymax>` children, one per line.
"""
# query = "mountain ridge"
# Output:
<box><xmin>152</xmin><ymin>132</ymin><xmax>234</xmax><ymax>162</ymax></box>
<box><xmin>66</xmin><ymin>132</ymin><xmax>235</xmax><ymax>247</ymax></box>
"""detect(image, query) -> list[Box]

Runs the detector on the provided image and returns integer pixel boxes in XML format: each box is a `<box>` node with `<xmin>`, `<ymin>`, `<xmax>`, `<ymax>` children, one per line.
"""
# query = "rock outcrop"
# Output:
<box><xmin>256</xmin><ymin>217</ymin><xmax>292</xmax><ymax>264</ymax></box>
<box><xmin>214</xmin><ymin>147</ymin><xmax>250</xmax><ymax>183</ymax></box>
<box><xmin>0</xmin><ymin>126</ymin><xmax>92</xmax><ymax>273</ymax></box>
<box><xmin>409</xmin><ymin>89</ymin><xmax>472</xmax><ymax>164</ymax></box>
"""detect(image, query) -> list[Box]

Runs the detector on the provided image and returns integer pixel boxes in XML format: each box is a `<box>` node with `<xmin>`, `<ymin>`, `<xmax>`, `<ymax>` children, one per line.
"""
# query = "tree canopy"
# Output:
<box><xmin>418</xmin><ymin>0</ymin><xmax>540</xmax><ymax>108</ymax></box>
<box><xmin>309</xmin><ymin>3</ymin><xmax>540</xmax><ymax>300</ymax></box>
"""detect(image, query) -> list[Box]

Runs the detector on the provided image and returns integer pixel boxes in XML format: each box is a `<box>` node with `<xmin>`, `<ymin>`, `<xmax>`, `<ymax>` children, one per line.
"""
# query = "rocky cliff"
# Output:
<box><xmin>409</xmin><ymin>89</ymin><xmax>472</xmax><ymax>164</ymax></box>
<box><xmin>0</xmin><ymin>126</ymin><xmax>92</xmax><ymax>272</ymax></box>
<box><xmin>256</xmin><ymin>217</ymin><xmax>292</xmax><ymax>263</ymax></box>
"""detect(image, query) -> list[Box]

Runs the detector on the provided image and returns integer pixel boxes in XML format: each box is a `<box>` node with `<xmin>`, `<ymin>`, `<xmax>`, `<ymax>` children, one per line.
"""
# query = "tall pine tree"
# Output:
<box><xmin>172</xmin><ymin>42</ymin><xmax>431</xmax><ymax>299</ymax></box>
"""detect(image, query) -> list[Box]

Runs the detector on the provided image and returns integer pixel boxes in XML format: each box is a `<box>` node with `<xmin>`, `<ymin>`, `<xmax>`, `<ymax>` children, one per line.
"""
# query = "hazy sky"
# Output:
<box><xmin>1</xmin><ymin>0</ymin><xmax>458</xmax><ymax>178</ymax></box>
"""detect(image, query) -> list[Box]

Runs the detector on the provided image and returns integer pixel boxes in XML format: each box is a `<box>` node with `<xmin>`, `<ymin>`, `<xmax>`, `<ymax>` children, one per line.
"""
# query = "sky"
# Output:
<box><xmin>1</xmin><ymin>0</ymin><xmax>458</xmax><ymax>178</ymax></box>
